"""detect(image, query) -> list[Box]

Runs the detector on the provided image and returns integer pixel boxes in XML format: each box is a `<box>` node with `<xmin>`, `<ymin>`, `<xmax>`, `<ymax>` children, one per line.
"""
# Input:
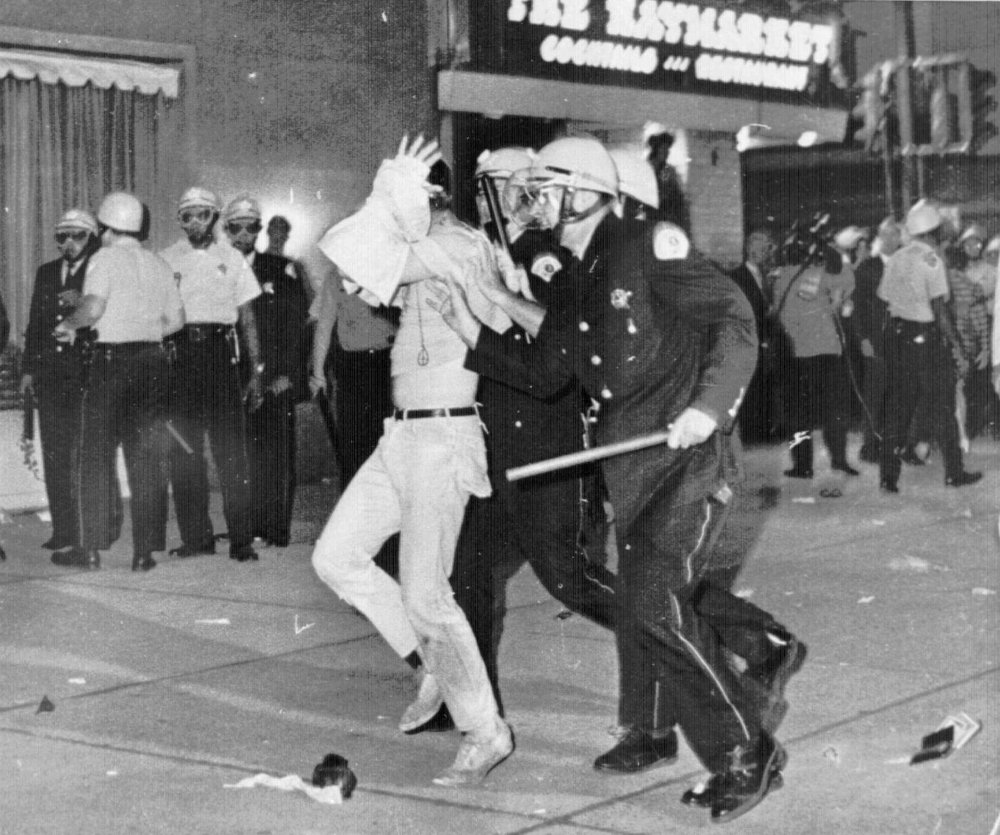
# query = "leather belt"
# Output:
<box><xmin>183</xmin><ymin>323</ymin><xmax>235</xmax><ymax>342</ymax></box>
<box><xmin>393</xmin><ymin>406</ymin><xmax>477</xmax><ymax>420</ymax></box>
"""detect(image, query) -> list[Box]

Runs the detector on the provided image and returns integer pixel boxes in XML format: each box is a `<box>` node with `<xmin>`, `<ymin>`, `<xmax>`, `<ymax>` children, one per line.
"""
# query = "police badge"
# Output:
<box><xmin>531</xmin><ymin>252</ymin><xmax>562</xmax><ymax>282</ymax></box>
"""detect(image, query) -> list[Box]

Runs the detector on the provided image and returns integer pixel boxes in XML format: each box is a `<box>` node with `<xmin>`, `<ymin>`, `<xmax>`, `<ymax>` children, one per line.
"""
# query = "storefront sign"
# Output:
<box><xmin>477</xmin><ymin>0</ymin><xmax>844</xmax><ymax>105</ymax></box>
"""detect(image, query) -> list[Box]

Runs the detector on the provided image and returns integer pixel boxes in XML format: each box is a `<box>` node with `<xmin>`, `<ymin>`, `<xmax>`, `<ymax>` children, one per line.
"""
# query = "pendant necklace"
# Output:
<box><xmin>414</xmin><ymin>285</ymin><xmax>430</xmax><ymax>366</ymax></box>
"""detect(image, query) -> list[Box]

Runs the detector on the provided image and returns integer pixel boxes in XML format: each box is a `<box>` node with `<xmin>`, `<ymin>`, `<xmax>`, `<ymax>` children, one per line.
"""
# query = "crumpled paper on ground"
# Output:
<box><xmin>224</xmin><ymin>773</ymin><xmax>343</xmax><ymax>805</ymax></box>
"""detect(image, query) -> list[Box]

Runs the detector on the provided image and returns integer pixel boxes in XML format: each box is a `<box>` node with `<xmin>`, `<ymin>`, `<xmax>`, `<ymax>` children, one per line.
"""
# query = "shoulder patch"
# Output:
<box><xmin>923</xmin><ymin>251</ymin><xmax>939</xmax><ymax>268</ymax></box>
<box><xmin>653</xmin><ymin>222</ymin><xmax>690</xmax><ymax>261</ymax></box>
<box><xmin>530</xmin><ymin>252</ymin><xmax>562</xmax><ymax>282</ymax></box>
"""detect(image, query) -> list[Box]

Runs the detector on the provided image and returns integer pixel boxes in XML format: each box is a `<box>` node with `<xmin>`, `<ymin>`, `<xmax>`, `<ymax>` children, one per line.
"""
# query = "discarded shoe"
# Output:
<box><xmin>51</xmin><ymin>547</ymin><xmax>100</xmax><ymax>570</ymax></box>
<box><xmin>708</xmin><ymin>735</ymin><xmax>784</xmax><ymax>823</ymax></box>
<box><xmin>132</xmin><ymin>552</ymin><xmax>156</xmax><ymax>572</ymax></box>
<box><xmin>404</xmin><ymin>702</ymin><xmax>455</xmax><ymax>735</ymax></box>
<box><xmin>311</xmin><ymin>753</ymin><xmax>358</xmax><ymax>799</ymax></box>
<box><xmin>432</xmin><ymin>718</ymin><xmax>513</xmax><ymax>787</ymax></box>
<box><xmin>945</xmin><ymin>471</ymin><xmax>982</xmax><ymax>488</ymax></box>
<box><xmin>594</xmin><ymin>727</ymin><xmax>678</xmax><ymax>773</ymax></box>
<box><xmin>400</xmin><ymin>670</ymin><xmax>444</xmax><ymax>732</ymax></box>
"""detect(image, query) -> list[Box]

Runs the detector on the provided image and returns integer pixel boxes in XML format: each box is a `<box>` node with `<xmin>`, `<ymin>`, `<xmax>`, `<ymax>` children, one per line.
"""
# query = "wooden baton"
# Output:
<box><xmin>506</xmin><ymin>430</ymin><xmax>673</xmax><ymax>482</ymax></box>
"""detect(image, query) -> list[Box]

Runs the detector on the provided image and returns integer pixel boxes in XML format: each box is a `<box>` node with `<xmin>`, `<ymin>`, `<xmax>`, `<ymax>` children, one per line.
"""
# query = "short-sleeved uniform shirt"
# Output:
<box><xmin>159</xmin><ymin>237</ymin><xmax>260</xmax><ymax>324</ymax></box>
<box><xmin>878</xmin><ymin>240</ymin><xmax>949</xmax><ymax>323</ymax></box>
<box><xmin>84</xmin><ymin>237</ymin><xmax>183</xmax><ymax>343</ymax></box>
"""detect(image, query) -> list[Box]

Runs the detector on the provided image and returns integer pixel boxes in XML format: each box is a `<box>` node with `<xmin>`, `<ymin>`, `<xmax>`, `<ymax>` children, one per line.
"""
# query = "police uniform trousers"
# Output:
<box><xmin>246</xmin><ymin>390</ymin><xmax>296</xmax><ymax>544</ymax></box>
<box><xmin>168</xmin><ymin>325</ymin><xmax>254</xmax><ymax>551</ymax></box>
<box><xmin>331</xmin><ymin>341</ymin><xmax>398</xmax><ymax>575</ymax></box>
<box><xmin>880</xmin><ymin>318</ymin><xmax>963</xmax><ymax>484</ymax></box>
<box><xmin>605</xmin><ymin>436</ymin><xmax>780</xmax><ymax>772</ymax></box>
<box><xmin>34</xmin><ymin>351</ymin><xmax>88</xmax><ymax>548</ymax></box>
<box><xmin>451</xmin><ymin>459</ymin><xmax>614</xmax><ymax>713</ymax></box>
<box><xmin>77</xmin><ymin>343</ymin><xmax>168</xmax><ymax>554</ymax></box>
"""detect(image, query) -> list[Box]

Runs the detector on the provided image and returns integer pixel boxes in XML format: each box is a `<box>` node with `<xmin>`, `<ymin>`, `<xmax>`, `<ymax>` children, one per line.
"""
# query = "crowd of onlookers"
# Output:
<box><xmin>729</xmin><ymin>203</ymin><xmax>997</xmax><ymax>488</ymax></box>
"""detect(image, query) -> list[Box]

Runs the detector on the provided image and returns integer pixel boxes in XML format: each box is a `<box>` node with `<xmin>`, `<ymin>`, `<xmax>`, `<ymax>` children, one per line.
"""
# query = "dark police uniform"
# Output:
<box><xmin>452</xmin><ymin>230</ymin><xmax>615</xmax><ymax>712</ymax></box>
<box><xmin>853</xmin><ymin>253</ymin><xmax>891</xmax><ymax>460</ymax></box>
<box><xmin>23</xmin><ymin>254</ymin><xmax>94</xmax><ymax>549</ymax></box>
<box><xmin>75</xmin><ymin>237</ymin><xmax>182</xmax><ymax>559</ymax></box>
<box><xmin>244</xmin><ymin>251</ymin><xmax>309</xmax><ymax>546</ymax></box>
<box><xmin>160</xmin><ymin>237</ymin><xmax>261</xmax><ymax>556</ymax></box>
<box><xmin>470</xmin><ymin>214</ymin><xmax>791</xmax><ymax>775</ymax></box>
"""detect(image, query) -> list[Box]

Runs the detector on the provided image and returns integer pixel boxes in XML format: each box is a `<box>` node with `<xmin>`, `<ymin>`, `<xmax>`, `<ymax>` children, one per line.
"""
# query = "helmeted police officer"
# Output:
<box><xmin>878</xmin><ymin>200</ymin><xmax>982</xmax><ymax>491</ymax></box>
<box><xmin>52</xmin><ymin>193</ymin><xmax>184</xmax><ymax>571</ymax></box>
<box><xmin>160</xmin><ymin>187</ymin><xmax>263</xmax><ymax>562</ymax></box>
<box><xmin>21</xmin><ymin>209</ymin><xmax>99</xmax><ymax>554</ymax></box>
<box><xmin>223</xmin><ymin>195</ymin><xmax>309</xmax><ymax>547</ymax></box>
<box><xmin>437</xmin><ymin>135</ymin><xmax>803</xmax><ymax>822</ymax></box>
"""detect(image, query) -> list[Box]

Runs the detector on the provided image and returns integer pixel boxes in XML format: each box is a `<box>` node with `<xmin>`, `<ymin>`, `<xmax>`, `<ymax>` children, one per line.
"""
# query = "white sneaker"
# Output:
<box><xmin>432</xmin><ymin>719</ymin><xmax>513</xmax><ymax>787</ymax></box>
<box><xmin>399</xmin><ymin>670</ymin><xmax>443</xmax><ymax>732</ymax></box>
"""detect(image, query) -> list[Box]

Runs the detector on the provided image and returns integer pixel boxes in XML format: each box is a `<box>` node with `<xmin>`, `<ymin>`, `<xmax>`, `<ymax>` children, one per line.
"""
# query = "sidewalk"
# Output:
<box><xmin>0</xmin><ymin>438</ymin><xmax>997</xmax><ymax>834</ymax></box>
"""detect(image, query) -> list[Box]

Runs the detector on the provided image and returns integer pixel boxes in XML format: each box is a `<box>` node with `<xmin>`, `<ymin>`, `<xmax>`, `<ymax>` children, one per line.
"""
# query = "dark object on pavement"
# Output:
<box><xmin>403</xmin><ymin>702</ymin><xmax>455</xmax><ymax>735</ymax></box>
<box><xmin>593</xmin><ymin>727</ymin><xmax>678</xmax><ymax>773</ymax></box>
<box><xmin>311</xmin><ymin>753</ymin><xmax>357</xmax><ymax>799</ymax></box>
<box><xmin>36</xmin><ymin>695</ymin><xmax>55</xmax><ymax>714</ymax></box>
<box><xmin>910</xmin><ymin>712</ymin><xmax>981</xmax><ymax>765</ymax></box>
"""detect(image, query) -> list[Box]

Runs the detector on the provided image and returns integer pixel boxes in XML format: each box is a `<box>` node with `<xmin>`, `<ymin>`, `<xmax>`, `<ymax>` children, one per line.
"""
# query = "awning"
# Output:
<box><xmin>438</xmin><ymin>69</ymin><xmax>847</xmax><ymax>145</ymax></box>
<box><xmin>0</xmin><ymin>48</ymin><xmax>179</xmax><ymax>98</ymax></box>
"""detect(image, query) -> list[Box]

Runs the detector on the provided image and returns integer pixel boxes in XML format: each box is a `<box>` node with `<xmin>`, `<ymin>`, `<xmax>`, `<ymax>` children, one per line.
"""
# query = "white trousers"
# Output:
<box><xmin>312</xmin><ymin>414</ymin><xmax>498</xmax><ymax>732</ymax></box>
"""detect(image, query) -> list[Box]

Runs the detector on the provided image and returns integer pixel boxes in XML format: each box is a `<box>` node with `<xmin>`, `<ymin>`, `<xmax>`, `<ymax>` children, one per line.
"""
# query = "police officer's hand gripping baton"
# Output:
<box><xmin>477</xmin><ymin>174</ymin><xmax>511</xmax><ymax>257</ymax></box>
<box><xmin>506</xmin><ymin>431</ymin><xmax>673</xmax><ymax>482</ymax></box>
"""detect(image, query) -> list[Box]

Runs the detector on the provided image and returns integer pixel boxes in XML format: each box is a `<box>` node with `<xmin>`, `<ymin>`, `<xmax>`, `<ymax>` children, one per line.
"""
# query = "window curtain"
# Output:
<box><xmin>0</xmin><ymin>76</ymin><xmax>181</xmax><ymax>349</ymax></box>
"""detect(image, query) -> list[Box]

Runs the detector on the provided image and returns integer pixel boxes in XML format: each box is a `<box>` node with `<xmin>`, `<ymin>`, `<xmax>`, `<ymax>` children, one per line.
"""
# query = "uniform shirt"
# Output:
<box><xmin>23</xmin><ymin>255</ymin><xmax>94</xmax><ymax>375</ymax></box>
<box><xmin>159</xmin><ymin>237</ymin><xmax>260</xmax><ymax>324</ymax></box>
<box><xmin>878</xmin><ymin>239</ymin><xmax>949</xmax><ymax>323</ymax></box>
<box><xmin>772</xmin><ymin>262</ymin><xmax>854</xmax><ymax>357</ymax></box>
<box><xmin>84</xmin><ymin>237</ymin><xmax>183</xmax><ymax>343</ymax></box>
<box><xmin>853</xmin><ymin>254</ymin><xmax>889</xmax><ymax>347</ymax></box>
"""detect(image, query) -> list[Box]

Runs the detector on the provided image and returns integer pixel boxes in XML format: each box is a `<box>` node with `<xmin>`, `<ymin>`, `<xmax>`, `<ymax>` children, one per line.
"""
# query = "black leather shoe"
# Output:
<box><xmin>945</xmin><ymin>471</ymin><xmax>982</xmax><ymax>488</ymax></box>
<box><xmin>230</xmin><ymin>546</ymin><xmax>259</xmax><ymax>562</ymax></box>
<box><xmin>594</xmin><ymin>728</ymin><xmax>678</xmax><ymax>774</ymax></box>
<box><xmin>681</xmin><ymin>742</ymin><xmax>786</xmax><ymax>810</ymax></box>
<box><xmin>169</xmin><ymin>543</ymin><xmax>215</xmax><ymax>558</ymax></box>
<box><xmin>708</xmin><ymin>735</ymin><xmax>785</xmax><ymax>823</ymax></box>
<box><xmin>403</xmin><ymin>703</ymin><xmax>455</xmax><ymax>735</ymax></box>
<box><xmin>782</xmin><ymin>468</ymin><xmax>813</xmax><ymax>479</ymax></box>
<box><xmin>880</xmin><ymin>479</ymin><xmax>899</xmax><ymax>494</ymax></box>
<box><xmin>746</xmin><ymin>636</ymin><xmax>807</xmax><ymax>734</ymax></box>
<box><xmin>831</xmin><ymin>461</ymin><xmax>860</xmax><ymax>476</ymax></box>
<box><xmin>42</xmin><ymin>537</ymin><xmax>73</xmax><ymax>551</ymax></box>
<box><xmin>52</xmin><ymin>547</ymin><xmax>100</xmax><ymax>570</ymax></box>
<box><xmin>132</xmin><ymin>552</ymin><xmax>157</xmax><ymax>572</ymax></box>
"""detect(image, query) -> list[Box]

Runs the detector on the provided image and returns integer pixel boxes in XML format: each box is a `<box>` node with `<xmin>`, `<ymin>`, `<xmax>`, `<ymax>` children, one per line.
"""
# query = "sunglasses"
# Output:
<box><xmin>227</xmin><ymin>221</ymin><xmax>261</xmax><ymax>235</ymax></box>
<box><xmin>179</xmin><ymin>208</ymin><xmax>213</xmax><ymax>224</ymax></box>
<box><xmin>55</xmin><ymin>230</ymin><xmax>89</xmax><ymax>244</ymax></box>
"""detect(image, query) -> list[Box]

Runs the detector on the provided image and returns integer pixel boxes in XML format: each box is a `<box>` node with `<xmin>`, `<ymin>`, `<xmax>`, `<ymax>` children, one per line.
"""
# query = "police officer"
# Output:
<box><xmin>223</xmin><ymin>195</ymin><xmax>309</xmax><ymax>547</ymax></box>
<box><xmin>438</xmin><ymin>136</ymin><xmax>801</xmax><ymax>821</ymax></box>
<box><xmin>52</xmin><ymin>193</ymin><xmax>184</xmax><ymax>571</ymax></box>
<box><xmin>20</xmin><ymin>209</ymin><xmax>99</xmax><ymax>554</ymax></box>
<box><xmin>438</xmin><ymin>147</ymin><xmax>615</xmax><ymax>726</ymax></box>
<box><xmin>160</xmin><ymin>187</ymin><xmax>262</xmax><ymax>562</ymax></box>
<box><xmin>878</xmin><ymin>201</ymin><xmax>982</xmax><ymax>492</ymax></box>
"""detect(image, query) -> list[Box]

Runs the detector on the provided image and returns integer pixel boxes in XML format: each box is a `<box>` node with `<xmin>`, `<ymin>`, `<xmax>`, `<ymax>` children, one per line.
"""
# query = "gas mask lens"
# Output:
<box><xmin>502</xmin><ymin>169</ymin><xmax>561</xmax><ymax>231</ymax></box>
